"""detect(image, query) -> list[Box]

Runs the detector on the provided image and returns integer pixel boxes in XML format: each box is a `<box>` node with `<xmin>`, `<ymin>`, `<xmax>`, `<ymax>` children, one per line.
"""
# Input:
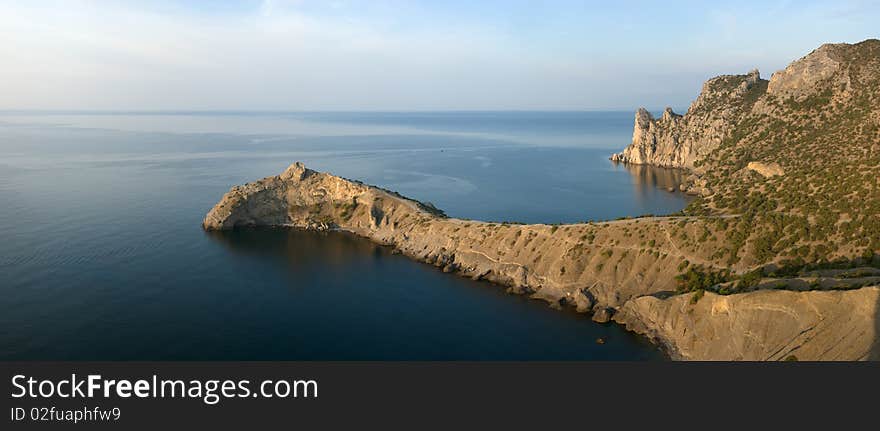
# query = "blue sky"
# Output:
<box><xmin>0</xmin><ymin>0</ymin><xmax>877</xmax><ymax>110</ymax></box>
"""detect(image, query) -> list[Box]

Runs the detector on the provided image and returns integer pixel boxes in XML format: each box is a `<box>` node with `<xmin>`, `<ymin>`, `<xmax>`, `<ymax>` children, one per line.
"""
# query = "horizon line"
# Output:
<box><xmin>0</xmin><ymin>108</ymin><xmax>688</xmax><ymax>115</ymax></box>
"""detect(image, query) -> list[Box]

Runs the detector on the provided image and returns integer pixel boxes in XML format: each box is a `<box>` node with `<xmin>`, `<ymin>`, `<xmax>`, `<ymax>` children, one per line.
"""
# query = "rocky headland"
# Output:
<box><xmin>204</xmin><ymin>40</ymin><xmax>880</xmax><ymax>361</ymax></box>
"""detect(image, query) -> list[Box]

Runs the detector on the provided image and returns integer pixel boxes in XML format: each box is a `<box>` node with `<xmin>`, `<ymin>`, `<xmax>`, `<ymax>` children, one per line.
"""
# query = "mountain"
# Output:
<box><xmin>616</xmin><ymin>39</ymin><xmax>880</xmax><ymax>268</ymax></box>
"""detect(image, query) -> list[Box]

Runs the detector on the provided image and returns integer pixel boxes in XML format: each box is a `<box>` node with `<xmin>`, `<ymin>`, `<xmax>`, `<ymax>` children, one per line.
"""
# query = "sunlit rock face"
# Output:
<box><xmin>611</xmin><ymin>69</ymin><xmax>766</xmax><ymax>169</ymax></box>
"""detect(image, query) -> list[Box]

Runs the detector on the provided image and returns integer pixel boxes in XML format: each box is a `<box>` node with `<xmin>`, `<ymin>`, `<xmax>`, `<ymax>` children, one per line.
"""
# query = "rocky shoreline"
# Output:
<box><xmin>202</xmin><ymin>162</ymin><xmax>879</xmax><ymax>360</ymax></box>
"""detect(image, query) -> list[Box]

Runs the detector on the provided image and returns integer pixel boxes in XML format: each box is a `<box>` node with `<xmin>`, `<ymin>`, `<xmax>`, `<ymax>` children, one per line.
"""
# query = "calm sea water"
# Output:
<box><xmin>0</xmin><ymin>111</ymin><xmax>688</xmax><ymax>360</ymax></box>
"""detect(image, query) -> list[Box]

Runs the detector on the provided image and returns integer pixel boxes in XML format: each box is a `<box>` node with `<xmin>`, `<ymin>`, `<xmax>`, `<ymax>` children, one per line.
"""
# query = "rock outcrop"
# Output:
<box><xmin>611</xmin><ymin>69</ymin><xmax>766</xmax><ymax>169</ymax></box>
<box><xmin>766</xmin><ymin>43</ymin><xmax>843</xmax><ymax>99</ymax></box>
<box><xmin>612</xmin><ymin>41</ymin><xmax>877</xmax><ymax>172</ymax></box>
<box><xmin>615</xmin><ymin>287</ymin><xmax>879</xmax><ymax>361</ymax></box>
<box><xmin>745</xmin><ymin>161</ymin><xmax>784</xmax><ymax>177</ymax></box>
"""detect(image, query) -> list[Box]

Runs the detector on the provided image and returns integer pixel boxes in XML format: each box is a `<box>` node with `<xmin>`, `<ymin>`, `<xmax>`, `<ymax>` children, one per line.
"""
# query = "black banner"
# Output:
<box><xmin>3</xmin><ymin>361</ymin><xmax>878</xmax><ymax>429</ymax></box>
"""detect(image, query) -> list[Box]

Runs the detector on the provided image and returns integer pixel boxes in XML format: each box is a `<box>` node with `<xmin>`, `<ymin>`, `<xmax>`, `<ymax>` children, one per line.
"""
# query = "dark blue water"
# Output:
<box><xmin>0</xmin><ymin>112</ymin><xmax>688</xmax><ymax>360</ymax></box>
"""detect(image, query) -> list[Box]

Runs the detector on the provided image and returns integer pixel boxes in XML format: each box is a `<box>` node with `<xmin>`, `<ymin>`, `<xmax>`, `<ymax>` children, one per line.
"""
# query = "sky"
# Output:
<box><xmin>0</xmin><ymin>0</ymin><xmax>877</xmax><ymax>111</ymax></box>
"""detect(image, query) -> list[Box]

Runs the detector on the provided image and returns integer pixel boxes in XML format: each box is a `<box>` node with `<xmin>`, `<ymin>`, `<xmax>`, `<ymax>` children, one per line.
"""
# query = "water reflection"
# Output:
<box><xmin>205</xmin><ymin>228</ymin><xmax>385</xmax><ymax>270</ymax></box>
<box><xmin>611</xmin><ymin>161</ymin><xmax>693</xmax><ymax>212</ymax></box>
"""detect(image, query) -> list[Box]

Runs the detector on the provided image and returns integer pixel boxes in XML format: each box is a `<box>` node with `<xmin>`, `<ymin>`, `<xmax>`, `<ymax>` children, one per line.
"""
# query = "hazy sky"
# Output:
<box><xmin>1</xmin><ymin>0</ymin><xmax>877</xmax><ymax>111</ymax></box>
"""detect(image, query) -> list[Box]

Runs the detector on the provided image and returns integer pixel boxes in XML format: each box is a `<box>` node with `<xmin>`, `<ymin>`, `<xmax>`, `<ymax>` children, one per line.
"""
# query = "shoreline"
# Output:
<box><xmin>203</xmin><ymin>162</ymin><xmax>880</xmax><ymax>360</ymax></box>
<box><xmin>207</xmin><ymin>224</ymin><xmax>674</xmax><ymax>360</ymax></box>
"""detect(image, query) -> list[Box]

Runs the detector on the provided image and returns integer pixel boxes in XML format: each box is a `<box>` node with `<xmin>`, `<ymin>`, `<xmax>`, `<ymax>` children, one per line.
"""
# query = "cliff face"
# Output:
<box><xmin>611</xmin><ymin>69</ymin><xmax>766</xmax><ymax>169</ymax></box>
<box><xmin>613</xmin><ymin>40</ymin><xmax>879</xmax><ymax>172</ymax></box>
<box><xmin>765</xmin><ymin>42</ymin><xmax>846</xmax><ymax>99</ymax></box>
<box><xmin>203</xmin><ymin>162</ymin><xmax>880</xmax><ymax>361</ymax></box>
<box><xmin>615</xmin><ymin>287</ymin><xmax>879</xmax><ymax>361</ymax></box>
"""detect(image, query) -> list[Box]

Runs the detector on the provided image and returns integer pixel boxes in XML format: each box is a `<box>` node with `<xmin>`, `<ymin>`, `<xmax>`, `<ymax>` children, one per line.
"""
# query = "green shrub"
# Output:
<box><xmin>690</xmin><ymin>289</ymin><xmax>705</xmax><ymax>304</ymax></box>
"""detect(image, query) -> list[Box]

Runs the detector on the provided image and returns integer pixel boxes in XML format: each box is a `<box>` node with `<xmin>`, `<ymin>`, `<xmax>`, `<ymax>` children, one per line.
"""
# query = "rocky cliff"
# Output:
<box><xmin>615</xmin><ymin>287</ymin><xmax>879</xmax><ymax>361</ymax></box>
<box><xmin>611</xmin><ymin>69</ymin><xmax>766</xmax><ymax>169</ymax></box>
<box><xmin>612</xmin><ymin>40</ymin><xmax>879</xmax><ymax>172</ymax></box>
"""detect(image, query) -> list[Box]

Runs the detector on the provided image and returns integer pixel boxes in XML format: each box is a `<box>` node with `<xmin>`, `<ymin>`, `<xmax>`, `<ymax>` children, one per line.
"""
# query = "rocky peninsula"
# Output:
<box><xmin>204</xmin><ymin>40</ymin><xmax>880</xmax><ymax>361</ymax></box>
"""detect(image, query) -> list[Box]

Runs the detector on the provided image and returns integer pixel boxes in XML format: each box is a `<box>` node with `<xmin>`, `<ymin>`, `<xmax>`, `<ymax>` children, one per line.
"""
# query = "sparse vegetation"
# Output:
<box><xmin>675</xmin><ymin>266</ymin><xmax>732</xmax><ymax>293</ymax></box>
<box><xmin>674</xmin><ymin>40</ymin><xmax>880</xmax><ymax>276</ymax></box>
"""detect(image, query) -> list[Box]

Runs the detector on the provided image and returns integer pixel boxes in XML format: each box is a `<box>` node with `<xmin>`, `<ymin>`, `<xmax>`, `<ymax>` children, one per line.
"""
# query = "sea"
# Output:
<box><xmin>0</xmin><ymin>111</ymin><xmax>690</xmax><ymax>360</ymax></box>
